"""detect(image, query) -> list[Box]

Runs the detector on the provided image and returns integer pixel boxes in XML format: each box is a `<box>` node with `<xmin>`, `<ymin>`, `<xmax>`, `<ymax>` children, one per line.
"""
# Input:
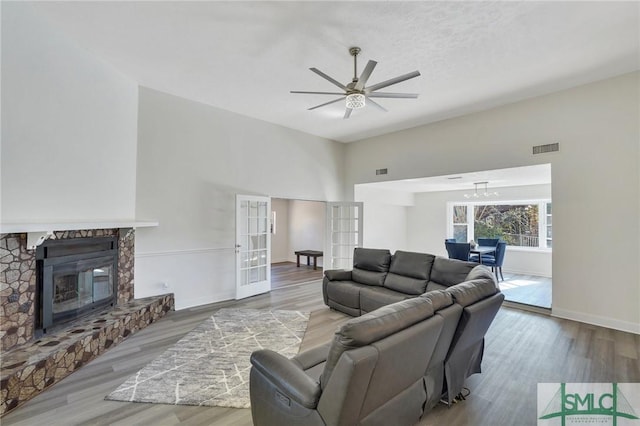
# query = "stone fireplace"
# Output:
<box><xmin>0</xmin><ymin>228</ymin><xmax>135</xmax><ymax>353</ymax></box>
<box><xmin>1</xmin><ymin>226</ymin><xmax>173</xmax><ymax>416</ymax></box>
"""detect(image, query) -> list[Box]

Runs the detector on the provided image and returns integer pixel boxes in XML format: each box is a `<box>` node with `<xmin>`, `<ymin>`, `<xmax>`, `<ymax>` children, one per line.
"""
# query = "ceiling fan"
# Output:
<box><xmin>291</xmin><ymin>47</ymin><xmax>421</xmax><ymax>119</ymax></box>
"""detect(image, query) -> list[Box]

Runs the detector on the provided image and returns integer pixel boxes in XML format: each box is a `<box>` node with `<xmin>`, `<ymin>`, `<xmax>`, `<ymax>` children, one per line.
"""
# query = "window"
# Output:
<box><xmin>452</xmin><ymin>205</ymin><xmax>468</xmax><ymax>242</ymax></box>
<box><xmin>449</xmin><ymin>201</ymin><xmax>552</xmax><ymax>249</ymax></box>
<box><xmin>545</xmin><ymin>203</ymin><xmax>552</xmax><ymax>248</ymax></box>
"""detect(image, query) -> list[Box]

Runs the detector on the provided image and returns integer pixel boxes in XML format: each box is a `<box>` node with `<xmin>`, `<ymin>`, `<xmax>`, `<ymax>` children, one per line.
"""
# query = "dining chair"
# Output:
<box><xmin>477</xmin><ymin>238</ymin><xmax>500</xmax><ymax>247</ymax></box>
<box><xmin>445</xmin><ymin>242</ymin><xmax>471</xmax><ymax>261</ymax></box>
<box><xmin>482</xmin><ymin>241</ymin><xmax>507</xmax><ymax>282</ymax></box>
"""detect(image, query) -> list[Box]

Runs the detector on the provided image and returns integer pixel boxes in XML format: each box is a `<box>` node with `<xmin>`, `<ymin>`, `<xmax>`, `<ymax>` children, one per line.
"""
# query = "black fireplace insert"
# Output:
<box><xmin>36</xmin><ymin>236</ymin><xmax>118</xmax><ymax>335</ymax></box>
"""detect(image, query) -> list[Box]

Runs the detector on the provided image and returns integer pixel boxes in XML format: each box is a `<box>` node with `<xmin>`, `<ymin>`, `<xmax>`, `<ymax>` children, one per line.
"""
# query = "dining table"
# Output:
<box><xmin>470</xmin><ymin>245</ymin><xmax>497</xmax><ymax>264</ymax></box>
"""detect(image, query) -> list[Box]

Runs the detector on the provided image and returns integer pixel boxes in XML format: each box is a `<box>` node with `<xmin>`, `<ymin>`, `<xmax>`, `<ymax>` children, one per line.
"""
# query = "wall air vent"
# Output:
<box><xmin>533</xmin><ymin>143</ymin><xmax>559</xmax><ymax>155</ymax></box>
<box><xmin>376</xmin><ymin>168</ymin><xmax>388</xmax><ymax>175</ymax></box>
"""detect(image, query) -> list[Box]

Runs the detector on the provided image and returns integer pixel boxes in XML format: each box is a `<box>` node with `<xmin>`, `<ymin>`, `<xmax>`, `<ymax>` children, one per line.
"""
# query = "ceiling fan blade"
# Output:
<box><xmin>291</xmin><ymin>91</ymin><xmax>346</xmax><ymax>96</ymax></box>
<box><xmin>355</xmin><ymin>60</ymin><xmax>377</xmax><ymax>91</ymax></box>
<box><xmin>344</xmin><ymin>108</ymin><xmax>353</xmax><ymax>119</ymax></box>
<box><xmin>366</xmin><ymin>97</ymin><xmax>388</xmax><ymax>112</ymax></box>
<box><xmin>308</xmin><ymin>97</ymin><xmax>345</xmax><ymax>111</ymax></box>
<box><xmin>366</xmin><ymin>70</ymin><xmax>421</xmax><ymax>92</ymax></box>
<box><xmin>367</xmin><ymin>92</ymin><xmax>419</xmax><ymax>99</ymax></box>
<box><xmin>310</xmin><ymin>67</ymin><xmax>347</xmax><ymax>90</ymax></box>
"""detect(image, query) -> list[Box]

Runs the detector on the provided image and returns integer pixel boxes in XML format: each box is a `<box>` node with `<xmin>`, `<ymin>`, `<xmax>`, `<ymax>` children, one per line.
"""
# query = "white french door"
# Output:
<box><xmin>325</xmin><ymin>202</ymin><xmax>363</xmax><ymax>270</ymax></box>
<box><xmin>236</xmin><ymin>195</ymin><xmax>271</xmax><ymax>299</ymax></box>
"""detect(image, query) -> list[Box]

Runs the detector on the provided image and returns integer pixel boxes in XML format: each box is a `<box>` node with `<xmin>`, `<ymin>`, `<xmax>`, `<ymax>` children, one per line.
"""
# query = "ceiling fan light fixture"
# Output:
<box><xmin>345</xmin><ymin>93</ymin><xmax>365</xmax><ymax>109</ymax></box>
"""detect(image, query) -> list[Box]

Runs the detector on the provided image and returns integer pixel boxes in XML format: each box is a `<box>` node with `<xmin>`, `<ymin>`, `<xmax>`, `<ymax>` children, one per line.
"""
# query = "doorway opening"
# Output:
<box><xmin>270</xmin><ymin>198</ymin><xmax>326</xmax><ymax>289</ymax></box>
<box><xmin>354</xmin><ymin>164</ymin><xmax>552</xmax><ymax>310</ymax></box>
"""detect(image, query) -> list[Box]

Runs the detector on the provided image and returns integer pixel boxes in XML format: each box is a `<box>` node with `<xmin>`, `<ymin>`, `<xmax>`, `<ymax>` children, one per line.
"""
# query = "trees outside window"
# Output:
<box><xmin>449</xmin><ymin>201</ymin><xmax>551</xmax><ymax>249</ymax></box>
<box><xmin>475</xmin><ymin>204</ymin><xmax>539</xmax><ymax>247</ymax></box>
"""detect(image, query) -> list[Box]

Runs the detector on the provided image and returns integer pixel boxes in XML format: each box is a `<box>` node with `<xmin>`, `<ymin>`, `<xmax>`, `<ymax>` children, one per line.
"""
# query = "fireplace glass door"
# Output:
<box><xmin>37</xmin><ymin>236</ymin><xmax>118</xmax><ymax>334</ymax></box>
<box><xmin>52</xmin><ymin>256</ymin><xmax>115</xmax><ymax>316</ymax></box>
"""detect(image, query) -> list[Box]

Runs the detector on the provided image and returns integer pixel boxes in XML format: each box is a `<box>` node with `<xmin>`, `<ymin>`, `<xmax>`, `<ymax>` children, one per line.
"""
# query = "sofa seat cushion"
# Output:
<box><xmin>352</xmin><ymin>268</ymin><xmax>387</xmax><ymax>286</ymax></box>
<box><xmin>429</xmin><ymin>257</ymin><xmax>477</xmax><ymax>288</ymax></box>
<box><xmin>325</xmin><ymin>280</ymin><xmax>368</xmax><ymax>309</ymax></box>
<box><xmin>360</xmin><ymin>286</ymin><xmax>414</xmax><ymax>314</ymax></box>
<box><xmin>426</xmin><ymin>281</ymin><xmax>448</xmax><ymax>292</ymax></box>
<box><xmin>324</xmin><ymin>269</ymin><xmax>352</xmax><ymax>281</ymax></box>
<box><xmin>320</xmin><ymin>297</ymin><xmax>434</xmax><ymax>388</ymax></box>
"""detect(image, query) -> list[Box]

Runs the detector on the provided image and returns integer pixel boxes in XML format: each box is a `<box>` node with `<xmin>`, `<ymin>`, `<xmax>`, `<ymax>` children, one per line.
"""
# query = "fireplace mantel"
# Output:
<box><xmin>0</xmin><ymin>220</ymin><xmax>158</xmax><ymax>234</ymax></box>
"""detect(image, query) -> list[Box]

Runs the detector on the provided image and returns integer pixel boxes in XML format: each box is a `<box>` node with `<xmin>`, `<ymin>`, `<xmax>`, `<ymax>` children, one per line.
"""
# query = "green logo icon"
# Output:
<box><xmin>539</xmin><ymin>383</ymin><xmax>639</xmax><ymax>425</ymax></box>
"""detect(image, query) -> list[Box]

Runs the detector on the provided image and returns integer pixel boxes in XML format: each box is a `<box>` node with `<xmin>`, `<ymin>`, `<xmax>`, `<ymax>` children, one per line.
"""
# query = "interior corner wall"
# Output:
<box><xmin>1</xmin><ymin>3</ymin><xmax>138</xmax><ymax>223</ymax></box>
<box><xmin>135</xmin><ymin>88</ymin><xmax>344</xmax><ymax>309</ymax></box>
<box><xmin>354</xmin><ymin>186</ymin><xmax>412</xmax><ymax>252</ymax></box>
<box><xmin>270</xmin><ymin>198</ymin><xmax>290</xmax><ymax>263</ymax></box>
<box><xmin>344</xmin><ymin>72</ymin><xmax>640</xmax><ymax>334</ymax></box>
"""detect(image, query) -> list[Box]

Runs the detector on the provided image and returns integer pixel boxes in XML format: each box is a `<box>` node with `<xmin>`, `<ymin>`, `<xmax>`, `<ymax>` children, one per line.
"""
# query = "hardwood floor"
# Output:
<box><xmin>271</xmin><ymin>261</ymin><xmax>323</xmax><ymax>289</ymax></box>
<box><xmin>3</xmin><ymin>280</ymin><xmax>638</xmax><ymax>426</ymax></box>
<box><xmin>500</xmin><ymin>273</ymin><xmax>552</xmax><ymax>309</ymax></box>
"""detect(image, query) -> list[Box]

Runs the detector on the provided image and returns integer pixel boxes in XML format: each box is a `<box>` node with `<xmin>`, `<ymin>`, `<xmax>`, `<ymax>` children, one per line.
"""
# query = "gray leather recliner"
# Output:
<box><xmin>250</xmin><ymin>296</ymin><xmax>444</xmax><ymax>426</ymax></box>
<box><xmin>250</xmin><ymin>251</ymin><xmax>504</xmax><ymax>425</ymax></box>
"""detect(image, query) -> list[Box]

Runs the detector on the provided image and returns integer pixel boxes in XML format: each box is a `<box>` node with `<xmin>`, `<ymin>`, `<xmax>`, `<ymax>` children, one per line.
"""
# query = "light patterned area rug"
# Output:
<box><xmin>105</xmin><ymin>308</ymin><xmax>309</xmax><ymax>408</ymax></box>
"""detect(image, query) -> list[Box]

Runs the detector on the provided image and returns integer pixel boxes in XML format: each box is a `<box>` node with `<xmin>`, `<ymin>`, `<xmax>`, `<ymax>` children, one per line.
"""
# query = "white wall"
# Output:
<box><xmin>345</xmin><ymin>72</ymin><xmax>640</xmax><ymax>334</ymax></box>
<box><xmin>288</xmin><ymin>200</ymin><xmax>325</xmax><ymax>267</ymax></box>
<box><xmin>354</xmin><ymin>186</ymin><xmax>412</xmax><ymax>252</ymax></box>
<box><xmin>270</xmin><ymin>198</ymin><xmax>290</xmax><ymax>263</ymax></box>
<box><xmin>1</xmin><ymin>3</ymin><xmax>138</xmax><ymax>223</ymax></box>
<box><xmin>406</xmin><ymin>184</ymin><xmax>552</xmax><ymax>277</ymax></box>
<box><xmin>135</xmin><ymin>88</ymin><xmax>343</xmax><ymax>309</ymax></box>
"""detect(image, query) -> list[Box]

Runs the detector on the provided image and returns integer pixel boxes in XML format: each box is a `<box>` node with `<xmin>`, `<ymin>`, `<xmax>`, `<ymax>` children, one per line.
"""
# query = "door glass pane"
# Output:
<box><xmin>257</xmin><ymin>234</ymin><xmax>267</xmax><ymax>250</ymax></box>
<box><xmin>258</xmin><ymin>218</ymin><xmax>267</xmax><ymax>234</ymax></box>
<box><xmin>250</xmin><ymin>268</ymin><xmax>259</xmax><ymax>283</ymax></box>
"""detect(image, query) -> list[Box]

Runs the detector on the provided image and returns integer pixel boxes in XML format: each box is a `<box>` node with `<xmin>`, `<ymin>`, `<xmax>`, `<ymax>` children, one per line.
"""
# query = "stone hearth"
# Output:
<box><xmin>1</xmin><ymin>294</ymin><xmax>174</xmax><ymax>415</ymax></box>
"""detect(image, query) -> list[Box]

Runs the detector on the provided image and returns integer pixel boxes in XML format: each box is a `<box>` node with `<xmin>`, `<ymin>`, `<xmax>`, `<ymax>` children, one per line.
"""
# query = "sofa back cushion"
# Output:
<box><xmin>420</xmin><ymin>289</ymin><xmax>453</xmax><ymax>311</ymax></box>
<box><xmin>464</xmin><ymin>265</ymin><xmax>495</xmax><ymax>282</ymax></box>
<box><xmin>383</xmin><ymin>251</ymin><xmax>435</xmax><ymax>295</ymax></box>
<box><xmin>351</xmin><ymin>248</ymin><xmax>391</xmax><ymax>286</ymax></box>
<box><xmin>428</xmin><ymin>257</ymin><xmax>476</xmax><ymax>288</ymax></box>
<box><xmin>446</xmin><ymin>276</ymin><xmax>499</xmax><ymax>307</ymax></box>
<box><xmin>320</xmin><ymin>296</ymin><xmax>434</xmax><ymax>388</ymax></box>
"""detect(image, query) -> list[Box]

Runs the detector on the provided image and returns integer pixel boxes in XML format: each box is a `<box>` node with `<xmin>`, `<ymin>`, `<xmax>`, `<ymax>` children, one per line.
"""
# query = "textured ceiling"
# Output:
<box><xmin>29</xmin><ymin>1</ymin><xmax>640</xmax><ymax>143</ymax></box>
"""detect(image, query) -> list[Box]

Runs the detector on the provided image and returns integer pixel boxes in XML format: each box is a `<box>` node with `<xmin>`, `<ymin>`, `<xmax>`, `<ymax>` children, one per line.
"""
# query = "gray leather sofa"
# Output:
<box><xmin>323</xmin><ymin>248</ymin><xmax>477</xmax><ymax>316</ymax></box>
<box><xmin>249</xmin><ymin>251</ymin><xmax>504</xmax><ymax>425</ymax></box>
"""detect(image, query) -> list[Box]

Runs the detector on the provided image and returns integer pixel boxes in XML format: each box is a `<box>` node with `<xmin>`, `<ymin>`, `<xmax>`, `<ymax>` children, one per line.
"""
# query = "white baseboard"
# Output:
<box><xmin>502</xmin><ymin>267</ymin><xmax>551</xmax><ymax>278</ymax></box>
<box><xmin>176</xmin><ymin>290</ymin><xmax>236</xmax><ymax>311</ymax></box>
<box><xmin>552</xmin><ymin>307</ymin><xmax>640</xmax><ymax>335</ymax></box>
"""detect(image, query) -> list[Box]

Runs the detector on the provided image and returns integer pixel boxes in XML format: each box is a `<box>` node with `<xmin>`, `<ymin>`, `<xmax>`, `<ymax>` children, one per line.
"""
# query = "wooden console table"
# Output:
<box><xmin>294</xmin><ymin>250</ymin><xmax>323</xmax><ymax>270</ymax></box>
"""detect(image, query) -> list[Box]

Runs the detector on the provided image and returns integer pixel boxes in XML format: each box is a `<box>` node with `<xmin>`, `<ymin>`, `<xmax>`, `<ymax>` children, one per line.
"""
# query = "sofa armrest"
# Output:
<box><xmin>324</xmin><ymin>269</ymin><xmax>352</xmax><ymax>281</ymax></box>
<box><xmin>250</xmin><ymin>349</ymin><xmax>322</xmax><ymax>409</ymax></box>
